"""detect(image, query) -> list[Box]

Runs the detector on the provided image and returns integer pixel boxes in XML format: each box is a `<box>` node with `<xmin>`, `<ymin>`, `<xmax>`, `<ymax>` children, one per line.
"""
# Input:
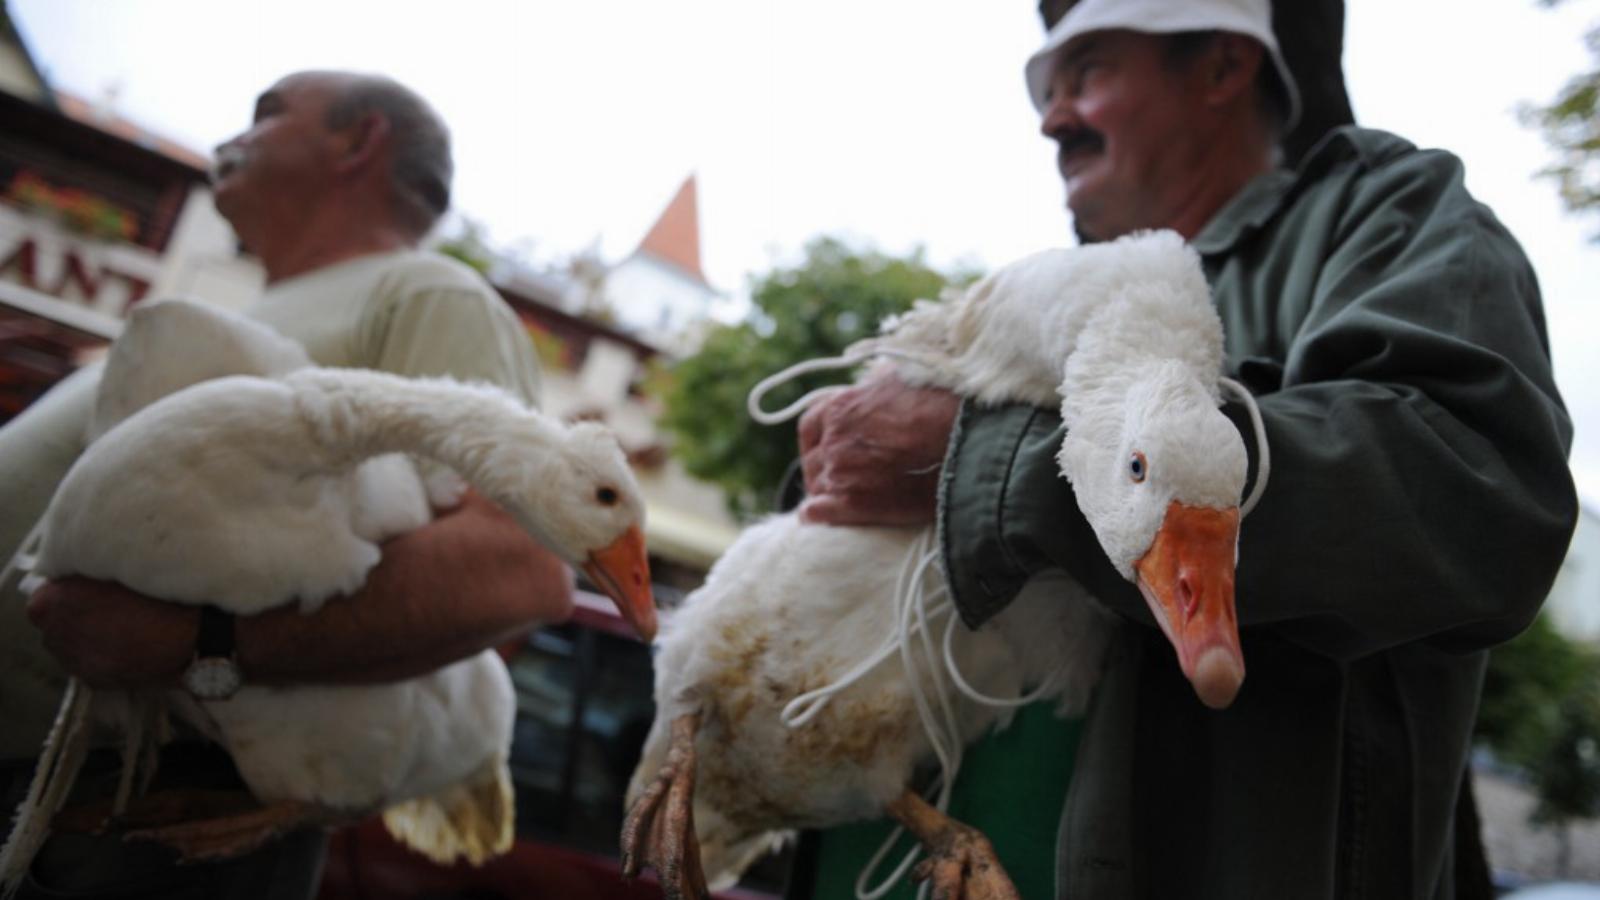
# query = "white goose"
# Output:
<box><xmin>623</xmin><ymin>230</ymin><xmax>1266</xmax><ymax>899</ymax></box>
<box><xmin>0</xmin><ymin>300</ymin><xmax>656</xmax><ymax>895</ymax></box>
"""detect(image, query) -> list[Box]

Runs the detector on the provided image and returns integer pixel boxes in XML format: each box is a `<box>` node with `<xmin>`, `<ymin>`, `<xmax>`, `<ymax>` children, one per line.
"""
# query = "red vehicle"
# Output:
<box><xmin>316</xmin><ymin>591</ymin><xmax>794</xmax><ymax>900</ymax></box>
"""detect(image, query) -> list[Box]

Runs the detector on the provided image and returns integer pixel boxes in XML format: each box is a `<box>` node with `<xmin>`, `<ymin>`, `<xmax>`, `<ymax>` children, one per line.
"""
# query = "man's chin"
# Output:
<box><xmin>1065</xmin><ymin>186</ymin><xmax>1107</xmax><ymax>243</ymax></box>
<box><xmin>1067</xmin><ymin>205</ymin><xmax>1110</xmax><ymax>245</ymax></box>
<box><xmin>211</xmin><ymin>185</ymin><xmax>237</xmax><ymax>215</ymax></box>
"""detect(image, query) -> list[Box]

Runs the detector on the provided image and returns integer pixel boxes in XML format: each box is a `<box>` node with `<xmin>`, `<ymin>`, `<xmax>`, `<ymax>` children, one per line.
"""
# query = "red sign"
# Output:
<box><xmin>0</xmin><ymin>235</ymin><xmax>152</xmax><ymax>315</ymax></box>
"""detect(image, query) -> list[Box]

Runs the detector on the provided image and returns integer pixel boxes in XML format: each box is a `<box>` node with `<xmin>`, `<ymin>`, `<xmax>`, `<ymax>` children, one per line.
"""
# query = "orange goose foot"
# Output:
<box><xmin>619</xmin><ymin>712</ymin><xmax>708</xmax><ymax>900</ymax></box>
<box><xmin>53</xmin><ymin>788</ymin><xmax>260</xmax><ymax>836</ymax></box>
<box><xmin>888</xmin><ymin>789</ymin><xmax>1021</xmax><ymax>900</ymax></box>
<box><xmin>121</xmin><ymin>799</ymin><xmax>339</xmax><ymax>863</ymax></box>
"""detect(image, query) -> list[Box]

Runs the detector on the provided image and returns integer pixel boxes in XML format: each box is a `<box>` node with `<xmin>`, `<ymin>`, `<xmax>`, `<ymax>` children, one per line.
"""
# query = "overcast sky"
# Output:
<box><xmin>11</xmin><ymin>0</ymin><xmax>1600</xmax><ymax>508</ymax></box>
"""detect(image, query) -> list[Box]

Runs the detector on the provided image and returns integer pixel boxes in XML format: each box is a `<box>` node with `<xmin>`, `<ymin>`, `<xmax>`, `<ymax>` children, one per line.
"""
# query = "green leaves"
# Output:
<box><xmin>656</xmin><ymin>237</ymin><xmax>972</xmax><ymax>519</ymax></box>
<box><xmin>1523</xmin><ymin>18</ymin><xmax>1600</xmax><ymax>239</ymax></box>
<box><xmin>1478</xmin><ymin>614</ymin><xmax>1600</xmax><ymax>829</ymax></box>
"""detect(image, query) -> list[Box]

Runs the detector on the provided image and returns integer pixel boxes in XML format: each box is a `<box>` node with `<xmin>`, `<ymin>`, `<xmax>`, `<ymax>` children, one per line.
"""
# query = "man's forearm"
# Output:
<box><xmin>239</xmin><ymin>489</ymin><xmax>573</xmax><ymax>683</ymax></box>
<box><xmin>31</xmin><ymin>490</ymin><xmax>575</xmax><ymax>688</ymax></box>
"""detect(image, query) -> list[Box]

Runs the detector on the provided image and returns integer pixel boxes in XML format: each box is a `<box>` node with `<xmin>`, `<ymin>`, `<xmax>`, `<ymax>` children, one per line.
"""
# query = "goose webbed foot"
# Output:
<box><xmin>53</xmin><ymin>788</ymin><xmax>260</xmax><ymax>836</ymax></box>
<box><xmin>888</xmin><ymin>789</ymin><xmax>1020</xmax><ymax>900</ymax></box>
<box><xmin>120</xmin><ymin>798</ymin><xmax>337</xmax><ymax>862</ymax></box>
<box><xmin>619</xmin><ymin>712</ymin><xmax>708</xmax><ymax>900</ymax></box>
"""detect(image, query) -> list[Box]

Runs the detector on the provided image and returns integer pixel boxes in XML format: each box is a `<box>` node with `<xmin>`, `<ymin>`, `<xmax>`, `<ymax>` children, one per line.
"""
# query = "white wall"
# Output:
<box><xmin>605</xmin><ymin>254</ymin><xmax>717</xmax><ymax>352</ymax></box>
<box><xmin>1545</xmin><ymin>503</ymin><xmax>1600</xmax><ymax>644</ymax></box>
<box><xmin>0</xmin><ymin>42</ymin><xmax>46</xmax><ymax>102</ymax></box>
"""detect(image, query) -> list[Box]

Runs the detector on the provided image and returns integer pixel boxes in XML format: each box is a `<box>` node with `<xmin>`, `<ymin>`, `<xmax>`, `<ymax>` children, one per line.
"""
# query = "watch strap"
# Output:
<box><xmin>195</xmin><ymin>605</ymin><xmax>236</xmax><ymax>659</ymax></box>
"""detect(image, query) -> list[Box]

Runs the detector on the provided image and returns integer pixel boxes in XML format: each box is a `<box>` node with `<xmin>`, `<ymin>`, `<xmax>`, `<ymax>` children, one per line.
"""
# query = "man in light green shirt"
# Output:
<box><xmin>3</xmin><ymin>71</ymin><xmax>572</xmax><ymax>899</ymax></box>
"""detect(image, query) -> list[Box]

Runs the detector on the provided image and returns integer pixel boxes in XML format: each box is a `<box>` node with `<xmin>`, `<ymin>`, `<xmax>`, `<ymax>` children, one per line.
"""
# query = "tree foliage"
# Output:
<box><xmin>1477</xmin><ymin>613</ymin><xmax>1600</xmax><ymax>858</ymax></box>
<box><xmin>1524</xmin><ymin>2</ymin><xmax>1600</xmax><ymax>238</ymax></box>
<box><xmin>434</xmin><ymin>216</ymin><xmax>496</xmax><ymax>275</ymax></box>
<box><xmin>657</xmin><ymin>238</ymin><xmax>971</xmax><ymax>518</ymax></box>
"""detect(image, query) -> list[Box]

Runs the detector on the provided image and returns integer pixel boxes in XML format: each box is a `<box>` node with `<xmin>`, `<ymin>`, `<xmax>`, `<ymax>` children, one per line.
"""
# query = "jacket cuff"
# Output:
<box><xmin>937</xmin><ymin>401</ymin><xmax>1072</xmax><ymax>628</ymax></box>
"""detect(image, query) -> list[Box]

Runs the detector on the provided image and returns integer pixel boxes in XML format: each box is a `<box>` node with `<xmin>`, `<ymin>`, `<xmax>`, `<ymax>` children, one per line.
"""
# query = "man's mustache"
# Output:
<box><xmin>1053</xmin><ymin>128</ymin><xmax>1105</xmax><ymax>160</ymax></box>
<box><xmin>211</xmin><ymin>145</ymin><xmax>248</xmax><ymax>184</ymax></box>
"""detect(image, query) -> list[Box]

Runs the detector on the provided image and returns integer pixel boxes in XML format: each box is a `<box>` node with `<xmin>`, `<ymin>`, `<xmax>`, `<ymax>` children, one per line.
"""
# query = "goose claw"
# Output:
<box><xmin>619</xmin><ymin>713</ymin><xmax>708</xmax><ymax>900</ymax></box>
<box><xmin>889</xmin><ymin>789</ymin><xmax>1020</xmax><ymax>900</ymax></box>
<box><xmin>122</xmin><ymin>799</ymin><xmax>335</xmax><ymax>863</ymax></box>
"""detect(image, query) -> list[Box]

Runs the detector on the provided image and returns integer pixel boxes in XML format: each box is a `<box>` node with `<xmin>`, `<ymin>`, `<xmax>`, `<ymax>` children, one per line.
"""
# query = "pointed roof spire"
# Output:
<box><xmin>635</xmin><ymin>174</ymin><xmax>707</xmax><ymax>285</ymax></box>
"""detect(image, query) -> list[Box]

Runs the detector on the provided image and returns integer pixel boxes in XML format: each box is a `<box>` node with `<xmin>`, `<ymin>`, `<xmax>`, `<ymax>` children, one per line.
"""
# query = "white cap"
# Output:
<box><xmin>1024</xmin><ymin>0</ymin><xmax>1300</xmax><ymax>129</ymax></box>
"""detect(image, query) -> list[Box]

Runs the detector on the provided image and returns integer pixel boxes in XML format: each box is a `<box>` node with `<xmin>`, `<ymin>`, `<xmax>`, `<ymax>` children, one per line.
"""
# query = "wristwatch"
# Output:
<box><xmin>181</xmin><ymin>605</ymin><xmax>243</xmax><ymax>701</ymax></box>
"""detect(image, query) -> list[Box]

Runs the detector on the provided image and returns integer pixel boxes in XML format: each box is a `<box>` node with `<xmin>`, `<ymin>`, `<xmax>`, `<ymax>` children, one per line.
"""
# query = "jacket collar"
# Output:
<box><xmin>1190</xmin><ymin>127</ymin><xmax>1363</xmax><ymax>257</ymax></box>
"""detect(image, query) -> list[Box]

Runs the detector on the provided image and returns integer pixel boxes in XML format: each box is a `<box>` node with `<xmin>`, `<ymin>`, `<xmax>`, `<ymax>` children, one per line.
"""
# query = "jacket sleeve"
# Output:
<box><xmin>940</xmin><ymin>148</ymin><xmax>1577</xmax><ymax>661</ymax></box>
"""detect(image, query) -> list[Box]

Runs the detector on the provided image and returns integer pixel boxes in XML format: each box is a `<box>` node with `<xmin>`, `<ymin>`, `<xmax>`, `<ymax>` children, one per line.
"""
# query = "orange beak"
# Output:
<box><xmin>582</xmin><ymin>525</ymin><xmax>657</xmax><ymax>643</ymax></box>
<box><xmin>1133</xmin><ymin>502</ymin><xmax>1245</xmax><ymax>710</ymax></box>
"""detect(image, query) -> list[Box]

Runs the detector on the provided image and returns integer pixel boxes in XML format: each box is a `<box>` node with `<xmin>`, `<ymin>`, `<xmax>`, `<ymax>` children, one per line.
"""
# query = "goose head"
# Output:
<box><xmin>1059</xmin><ymin>360</ymin><xmax>1248</xmax><ymax>709</ymax></box>
<box><xmin>495</xmin><ymin>420</ymin><xmax>657</xmax><ymax>642</ymax></box>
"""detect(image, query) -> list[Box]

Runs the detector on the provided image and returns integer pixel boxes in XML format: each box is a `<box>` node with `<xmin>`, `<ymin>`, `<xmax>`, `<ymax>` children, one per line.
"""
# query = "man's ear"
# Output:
<box><xmin>1204</xmin><ymin>34</ymin><xmax>1266</xmax><ymax>109</ymax></box>
<box><xmin>333</xmin><ymin>111</ymin><xmax>392</xmax><ymax>176</ymax></box>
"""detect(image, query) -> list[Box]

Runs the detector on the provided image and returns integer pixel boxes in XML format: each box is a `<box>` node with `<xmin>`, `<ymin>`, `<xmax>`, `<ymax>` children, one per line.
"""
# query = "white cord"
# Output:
<box><xmin>746</xmin><ymin>352</ymin><xmax>870</xmax><ymax>425</ymax></box>
<box><xmin>0</xmin><ymin>517</ymin><xmax>46</xmax><ymax>600</ymax></box>
<box><xmin>745</xmin><ymin>340</ymin><xmax>952</xmax><ymax>427</ymax></box>
<box><xmin>779</xmin><ymin>528</ymin><xmax>1046</xmax><ymax>900</ymax></box>
<box><xmin>1219</xmin><ymin>377</ymin><xmax>1271</xmax><ymax>517</ymax></box>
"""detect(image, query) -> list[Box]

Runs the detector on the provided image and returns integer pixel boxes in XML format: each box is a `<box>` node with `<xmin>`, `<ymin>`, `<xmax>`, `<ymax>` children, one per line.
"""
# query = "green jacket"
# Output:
<box><xmin>938</xmin><ymin>127</ymin><xmax>1577</xmax><ymax>898</ymax></box>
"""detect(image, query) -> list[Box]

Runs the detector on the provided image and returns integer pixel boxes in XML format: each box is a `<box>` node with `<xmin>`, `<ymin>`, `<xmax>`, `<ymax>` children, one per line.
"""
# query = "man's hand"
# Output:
<box><xmin>797</xmin><ymin>372</ymin><xmax>961</xmax><ymax>527</ymax></box>
<box><xmin>28</xmin><ymin>578</ymin><xmax>198</xmax><ymax>689</ymax></box>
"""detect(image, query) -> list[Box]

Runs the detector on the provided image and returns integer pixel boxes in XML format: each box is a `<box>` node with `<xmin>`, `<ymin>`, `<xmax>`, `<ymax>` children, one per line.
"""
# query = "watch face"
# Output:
<box><xmin>183</xmin><ymin>658</ymin><xmax>243</xmax><ymax>701</ymax></box>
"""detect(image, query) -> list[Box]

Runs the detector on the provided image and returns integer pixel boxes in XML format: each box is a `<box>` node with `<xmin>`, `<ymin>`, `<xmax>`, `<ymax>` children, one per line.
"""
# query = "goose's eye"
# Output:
<box><xmin>596</xmin><ymin>486</ymin><xmax>619</xmax><ymax>506</ymax></box>
<box><xmin>1129</xmin><ymin>452</ymin><xmax>1147</xmax><ymax>484</ymax></box>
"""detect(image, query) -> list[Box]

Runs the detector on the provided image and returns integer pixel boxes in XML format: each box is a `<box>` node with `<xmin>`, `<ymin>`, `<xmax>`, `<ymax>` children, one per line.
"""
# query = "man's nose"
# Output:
<box><xmin>1039</xmin><ymin>92</ymin><xmax>1078</xmax><ymax>140</ymax></box>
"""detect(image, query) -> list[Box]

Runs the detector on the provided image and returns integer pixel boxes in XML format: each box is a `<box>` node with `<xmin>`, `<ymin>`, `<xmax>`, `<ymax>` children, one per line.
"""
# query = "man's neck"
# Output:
<box><xmin>250</xmin><ymin>204</ymin><xmax>416</xmax><ymax>285</ymax></box>
<box><xmin>260</xmin><ymin>235</ymin><xmax>411</xmax><ymax>285</ymax></box>
<box><xmin>1163</xmin><ymin>120</ymin><xmax>1279</xmax><ymax>242</ymax></box>
<box><xmin>1167</xmin><ymin>158</ymin><xmax>1274</xmax><ymax>242</ymax></box>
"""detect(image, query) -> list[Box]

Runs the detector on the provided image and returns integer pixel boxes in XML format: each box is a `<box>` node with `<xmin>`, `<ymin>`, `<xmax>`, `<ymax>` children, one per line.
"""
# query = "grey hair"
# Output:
<box><xmin>324</xmin><ymin>74</ymin><xmax>453</xmax><ymax>237</ymax></box>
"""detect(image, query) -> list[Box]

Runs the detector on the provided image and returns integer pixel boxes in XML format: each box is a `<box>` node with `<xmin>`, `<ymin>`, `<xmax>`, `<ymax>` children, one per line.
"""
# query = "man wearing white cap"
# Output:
<box><xmin>795</xmin><ymin>1</ymin><xmax>1575</xmax><ymax>896</ymax></box>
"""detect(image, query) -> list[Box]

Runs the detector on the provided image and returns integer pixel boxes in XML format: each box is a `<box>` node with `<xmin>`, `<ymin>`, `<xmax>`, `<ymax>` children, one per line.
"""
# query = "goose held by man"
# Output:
<box><xmin>0</xmin><ymin>299</ymin><xmax>656</xmax><ymax>895</ymax></box>
<box><xmin>623</xmin><ymin>230</ymin><xmax>1263</xmax><ymax>899</ymax></box>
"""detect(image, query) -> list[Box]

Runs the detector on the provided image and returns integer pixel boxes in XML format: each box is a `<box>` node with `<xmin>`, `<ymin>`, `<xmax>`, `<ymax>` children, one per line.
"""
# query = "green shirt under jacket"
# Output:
<box><xmin>938</xmin><ymin>127</ymin><xmax>1578</xmax><ymax>899</ymax></box>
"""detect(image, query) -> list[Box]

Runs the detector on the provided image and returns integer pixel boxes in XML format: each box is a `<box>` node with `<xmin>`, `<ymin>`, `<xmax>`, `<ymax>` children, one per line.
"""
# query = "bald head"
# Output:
<box><xmin>212</xmin><ymin>70</ymin><xmax>456</xmax><ymax>281</ymax></box>
<box><xmin>306</xmin><ymin>71</ymin><xmax>454</xmax><ymax>238</ymax></box>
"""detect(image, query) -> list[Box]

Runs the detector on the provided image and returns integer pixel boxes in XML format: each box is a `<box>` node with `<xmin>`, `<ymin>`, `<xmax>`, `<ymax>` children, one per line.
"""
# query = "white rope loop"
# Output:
<box><xmin>743</xmin><ymin>339</ymin><xmax>950</xmax><ymax>427</ymax></box>
<box><xmin>746</xmin><ymin>352</ymin><xmax>871</xmax><ymax>425</ymax></box>
<box><xmin>854</xmin><ymin>820</ymin><xmax>925</xmax><ymax>900</ymax></box>
<box><xmin>0</xmin><ymin>517</ymin><xmax>45</xmax><ymax>600</ymax></box>
<box><xmin>775</xmin><ymin>525</ymin><xmax>1052</xmax><ymax>900</ymax></box>
<box><xmin>1219</xmin><ymin>376</ymin><xmax>1270</xmax><ymax>517</ymax></box>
